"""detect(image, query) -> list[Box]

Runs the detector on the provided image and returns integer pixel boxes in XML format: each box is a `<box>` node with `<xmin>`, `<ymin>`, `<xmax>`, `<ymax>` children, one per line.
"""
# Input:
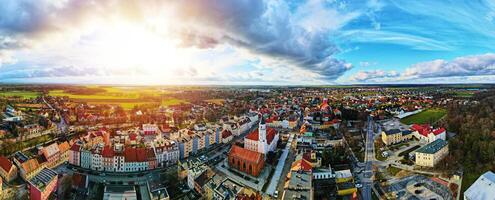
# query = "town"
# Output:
<box><xmin>0</xmin><ymin>84</ymin><xmax>493</xmax><ymax>200</ymax></box>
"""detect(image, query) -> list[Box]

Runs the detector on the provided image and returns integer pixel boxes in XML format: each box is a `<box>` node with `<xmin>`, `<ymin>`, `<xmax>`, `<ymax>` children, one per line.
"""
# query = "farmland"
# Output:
<box><xmin>400</xmin><ymin>108</ymin><xmax>447</xmax><ymax>125</ymax></box>
<box><xmin>47</xmin><ymin>86</ymin><xmax>188</xmax><ymax>110</ymax></box>
<box><xmin>0</xmin><ymin>91</ymin><xmax>40</xmax><ymax>99</ymax></box>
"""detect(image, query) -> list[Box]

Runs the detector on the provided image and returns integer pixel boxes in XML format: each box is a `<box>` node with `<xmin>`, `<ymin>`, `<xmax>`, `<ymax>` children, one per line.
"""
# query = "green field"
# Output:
<box><xmin>49</xmin><ymin>86</ymin><xmax>187</xmax><ymax>110</ymax></box>
<box><xmin>0</xmin><ymin>91</ymin><xmax>40</xmax><ymax>99</ymax></box>
<box><xmin>400</xmin><ymin>108</ymin><xmax>447</xmax><ymax>125</ymax></box>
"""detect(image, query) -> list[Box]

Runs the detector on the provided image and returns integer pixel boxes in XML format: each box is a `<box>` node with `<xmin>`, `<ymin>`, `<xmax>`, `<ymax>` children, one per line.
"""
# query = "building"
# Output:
<box><xmin>0</xmin><ymin>156</ymin><xmax>17</xmax><ymax>182</ymax></box>
<box><xmin>103</xmin><ymin>185</ymin><xmax>137</xmax><ymax>200</ymax></box>
<box><xmin>58</xmin><ymin>141</ymin><xmax>71</xmax><ymax>163</ymax></box>
<box><xmin>244</xmin><ymin>118</ymin><xmax>279</xmax><ymax>155</ymax></box>
<box><xmin>20</xmin><ymin>158</ymin><xmax>42</xmax><ymax>180</ymax></box>
<box><xmin>335</xmin><ymin>169</ymin><xmax>357</xmax><ymax>196</ymax></box>
<box><xmin>464</xmin><ymin>171</ymin><xmax>495</xmax><ymax>200</ymax></box>
<box><xmin>415</xmin><ymin>139</ymin><xmax>448</xmax><ymax>167</ymax></box>
<box><xmin>28</xmin><ymin>168</ymin><xmax>58</xmax><ymax>200</ymax></box>
<box><xmin>221</xmin><ymin>129</ymin><xmax>233</xmax><ymax>144</ymax></box>
<box><xmin>69</xmin><ymin>143</ymin><xmax>81</xmax><ymax>166</ymax></box>
<box><xmin>41</xmin><ymin>143</ymin><xmax>61</xmax><ymax>168</ymax></box>
<box><xmin>381</xmin><ymin>129</ymin><xmax>413</xmax><ymax>145</ymax></box>
<box><xmin>80</xmin><ymin>149</ymin><xmax>92</xmax><ymax>169</ymax></box>
<box><xmin>228</xmin><ymin>145</ymin><xmax>264</xmax><ymax>177</ymax></box>
<box><xmin>411</xmin><ymin>124</ymin><xmax>446</xmax><ymax>143</ymax></box>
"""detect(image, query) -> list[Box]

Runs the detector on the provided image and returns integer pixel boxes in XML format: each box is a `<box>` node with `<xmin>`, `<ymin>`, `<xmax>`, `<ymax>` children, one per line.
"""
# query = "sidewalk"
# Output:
<box><xmin>266</xmin><ymin>133</ymin><xmax>294</xmax><ymax>195</ymax></box>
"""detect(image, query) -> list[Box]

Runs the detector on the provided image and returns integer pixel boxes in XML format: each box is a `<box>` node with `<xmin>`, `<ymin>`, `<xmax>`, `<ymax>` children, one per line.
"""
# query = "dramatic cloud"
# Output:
<box><xmin>0</xmin><ymin>0</ymin><xmax>363</xmax><ymax>82</ymax></box>
<box><xmin>403</xmin><ymin>53</ymin><xmax>495</xmax><ymax>78</ymax></box>
<box><xmin>350</xmin><ymin>53</ymin><xmax>495</xmax><ymax>82</ymax></box>
<box><xmin>349</xmin><ymin>70</ymin><xmax>398</xmax><ymax>82</ymax></box>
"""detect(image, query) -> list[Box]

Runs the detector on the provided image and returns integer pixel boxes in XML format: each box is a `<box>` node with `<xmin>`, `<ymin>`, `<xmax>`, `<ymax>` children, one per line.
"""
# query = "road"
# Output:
<box><xmin>361</xmin><ymin>115</ymin><xmax>376</xmax><ymax>200</ymax></box>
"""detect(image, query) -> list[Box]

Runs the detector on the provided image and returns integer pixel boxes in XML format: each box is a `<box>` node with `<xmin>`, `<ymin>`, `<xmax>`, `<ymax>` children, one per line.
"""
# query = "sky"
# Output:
<box><xmin>0</xmin><ymin>0</ymin><xmax>495</xmax><ymax>85</ymax></box>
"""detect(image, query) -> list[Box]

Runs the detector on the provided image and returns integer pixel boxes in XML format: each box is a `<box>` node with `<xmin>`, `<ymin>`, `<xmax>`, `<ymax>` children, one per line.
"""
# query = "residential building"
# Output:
<box><xmin>283</xmin><ymin>170</ymin><xmax>313</xmax><ymax>200</ymax></box>
<box><xmin>28</xmin><ymin>168</ymin><xmax>58</xmax><ymax>200</ymax></box>
<box><xmin>20</xmin><ymin>158</ymin><xmax>42</xmax><ymax>180</ymax></box>
<box><xmin>41</xmin><ymin>143</ymin><xmax>60</xmax><ymax>168</ymax></box>
<box><xmin>464</xmin><ymin>171</ymin><xmax>495</xmax><ymax>200</ymax></box>
<box><xmin>58</xmin><ymin>141</ymin><xmax>71</xmax><ymax>163</ymax></box>
<box><xmin>69</xmin><ymin>143</ymin><xmax>81</xmax><ymax>166</ymax></box>
<box><xmin>80</xmin><ymin>149</ymin><xmax>92</xmax><ymax>169</ymax></box>
<box><xmin>228</xmin><ymin>145</ymin><xmax>264</xmax><ymax>177</ymax></box>
<box><xmin>415</xmin><ymin>139</ymin><xmax>449</xmax><ymax>167</ymax></box>
<box><xmin>0</xmin><ymin>156</ymin><xmax>17</xmax><ymax>182</ymax></box>
<box><xmin>103</xmin><ymin>185</ymin><xmax>137</xmax><ymax>200</ymax></box>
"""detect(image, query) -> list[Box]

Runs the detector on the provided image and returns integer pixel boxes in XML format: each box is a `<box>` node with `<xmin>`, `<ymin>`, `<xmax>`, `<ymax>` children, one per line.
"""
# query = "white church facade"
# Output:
<box><xmin>245</xmin><ymin>118</ymin><xmax>279</xmax><ymax>155</ymax></box>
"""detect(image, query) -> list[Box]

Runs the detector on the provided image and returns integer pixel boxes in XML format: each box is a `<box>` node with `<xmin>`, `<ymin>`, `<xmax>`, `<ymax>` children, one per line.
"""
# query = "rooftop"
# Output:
<box><xmin>464</xmin><ymin>171</ymin><xmax>495</xmax><ymax>200</ymax></box>
<box><xmin>28</xmin><ymin>167</ymin><xmax>57</xmax><ymax>192</ymax></box>
<box><xmin>416</xmin><ymin>139</ymin><xmax>448</xmax><ymax>154</ymax></box>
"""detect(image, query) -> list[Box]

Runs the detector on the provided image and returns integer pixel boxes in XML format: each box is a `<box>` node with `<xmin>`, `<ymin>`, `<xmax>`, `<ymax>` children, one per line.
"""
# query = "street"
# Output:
<box><xmin>361</xmin><ymin>115</ymin><xmax>376</xmax><ymax>200</ymax></box>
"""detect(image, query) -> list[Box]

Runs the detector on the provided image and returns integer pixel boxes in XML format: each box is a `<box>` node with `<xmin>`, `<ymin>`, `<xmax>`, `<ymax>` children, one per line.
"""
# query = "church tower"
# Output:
<box><xmin>258</xmin><ymin>117</ymin><xmax>268</xmax><ymax>154</ymax></box>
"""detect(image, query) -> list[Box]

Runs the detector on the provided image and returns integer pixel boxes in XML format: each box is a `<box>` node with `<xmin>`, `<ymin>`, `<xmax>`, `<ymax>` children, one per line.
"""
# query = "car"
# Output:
<box><xmin>274</xmin><ymin>191</ymin><xmax>279</xmax><ymax>198</ymax></box>
<box><xmin>356</xmin><ymin>183</ymin><xmax>363</xmax><ymax>188</ymax></box>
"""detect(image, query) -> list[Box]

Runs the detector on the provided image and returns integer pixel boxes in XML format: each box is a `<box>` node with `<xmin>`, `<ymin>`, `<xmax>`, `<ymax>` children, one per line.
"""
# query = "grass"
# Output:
<box><xmin>450</xmin><ymin>91</ymin><xmax>475</xmax><ymax>98</ymax></box>
<box><xmin>400</xmin><ymin>108</ymin><xmax>447</xmax><ymax>125</ymax></box>
<box><xmin>387</xmin><ymin>166</ymin><xmax>402</xmax><ymax>176</ymax></box>
<box><xmin>0</xmin><ymin>91</ymin><xmax>40</xmax><ymax>99</ymax></box>
<box><xmin>161</xmin><ymin>98</ymin><xmax>189</xmax><ymax>106</ymax></box>
<box><xmin>49</xmin><ymin>89</ymin><xmax>138</xmax><ymax>100</ymax></box>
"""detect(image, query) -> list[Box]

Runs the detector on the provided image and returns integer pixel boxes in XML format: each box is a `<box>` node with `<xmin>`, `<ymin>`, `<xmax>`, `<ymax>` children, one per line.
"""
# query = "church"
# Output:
<box><xmin>244</xmin><ymin>117</ymin><xmax>279</xmax><ymax>155</ymax></box>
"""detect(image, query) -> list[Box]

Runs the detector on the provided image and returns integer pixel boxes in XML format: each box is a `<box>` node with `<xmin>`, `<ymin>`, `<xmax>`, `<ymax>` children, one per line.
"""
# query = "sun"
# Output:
<box><xmin>90</xmin><ymin>21</ymin><xmax>187</xmax><ymax>75</ymax></box>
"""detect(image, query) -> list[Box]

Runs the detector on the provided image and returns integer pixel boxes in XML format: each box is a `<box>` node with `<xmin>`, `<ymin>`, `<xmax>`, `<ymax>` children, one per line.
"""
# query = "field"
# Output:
<box><xmin>400</xmin><ymin>108</ymin><xmax>447</xmax><ymax>125</ymax></box>
<box><xmin>0</xmin><ymin>91</ymin><xmax>40</xmax><ymax>99</ymax></box>
<box><xmin>204</xmin><ymin>99</ymin><xmax>225</xmax><ymax>105</ymax></box>
<box><xmin>48</xmin><ymin>86</ymin><xmax>188</xmax><ymax>110</ymax></box>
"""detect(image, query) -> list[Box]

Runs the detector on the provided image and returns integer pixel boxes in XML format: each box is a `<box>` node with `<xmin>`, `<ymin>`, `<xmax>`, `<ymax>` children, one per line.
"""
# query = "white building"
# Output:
<box><xmin>464</xmin><ymin>171</ymin><xmax>495</xmax><ymax>200</ymax></box>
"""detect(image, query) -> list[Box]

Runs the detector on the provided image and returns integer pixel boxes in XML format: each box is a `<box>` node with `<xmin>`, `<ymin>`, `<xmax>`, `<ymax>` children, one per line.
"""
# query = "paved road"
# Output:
<box><xmin>361</xmin><ymin>115</ymin><xmax>375</xmax><ymax>200</ymax></box>
<box><xmin>266</xmin><ymin>133</ymin><xmax>294</xmax><ymax>195</ymax></box>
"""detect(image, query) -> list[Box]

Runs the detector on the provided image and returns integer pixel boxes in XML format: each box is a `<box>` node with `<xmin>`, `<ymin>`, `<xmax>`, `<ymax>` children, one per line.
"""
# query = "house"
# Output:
<box><xmin>415</xmin><ymin>139</ymin><xmax>448</xmax><ymax>167</ymax></box>
<box><xmin>28</xmin><ymin>168</ymin><xmax>58</xmax><ymax>200</ymax></box>
<box><xmin>228</xmin><ymin>145</ymin><xmax>264</xmax><ymax>177</ymax></box>
<box><xmin>41</xmin><ymin>143</ymin><xmax>60</xmax><ymax>168</ymax></box>
<box><xmin>283</xmin><ymin>170</ymin><xmax>313</xmax><ymax>200</ymax></box>
<box><xmin>464</xmin><ymin>171</ymin><xmax>495</xmax><ymax>200</ymax></box>
<box><xmin>58</xmin><ymin>141</ymin><xmax>71</xmax><ymax>164</ymax></box>
<box><xmin>20</xmin><ymin>158</ymin><xmax>42</xmax><ymax>180</ymax></box>
<box><xmin>0</xmin><ymin>156</ymin><xmax>17</xmax><ymax>182</ymax></box>
<box><xmin>69</xmin><ymin>143</ymin><xmax>81</xmax><ymax>166</ymax></box>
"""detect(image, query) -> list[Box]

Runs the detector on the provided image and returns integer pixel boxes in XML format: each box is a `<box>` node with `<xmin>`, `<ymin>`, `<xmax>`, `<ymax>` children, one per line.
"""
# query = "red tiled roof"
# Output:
<box><xmin>58</xmin><ymin>141</ymin><xmax>70</xmax><ymax>153</ymax></box>
<box><xmin>229</xmin><ymin>145</ymin><xmax>263</xmax><ymax>164</ymax></box>
<box><xmin>70</xmin><ymin>143</ymin><xmax>81</xmax><ymax>152</ymax></box>
<box><xmin>101</xmin><ymin>146</ymin><xmax>115</xmax><ymax>158</ymax></box>
<box><xmin>222</xmin><ymin>130</ymin><xmax>232</xmax><ymax>138</ymax></box>
<box><xmin>432</xmin><ymin>128</ymin><xmax>446</xmax><ymax>135</ymax></box>
<box><xmin>291</xmin><ymin>158</ymin><xmax>312</xmax><ymax>172</ymax></box>
<box><xmin>246</xmin><ymin>128</ymin><xmax>277</xmax><ymax>144</ymax></box>
<box><xmin>411</xmin><ymin>124</ymin><xmax>431</xmax><ymax>137</ymax></box>
<box><xmin>124</xmin><ymin>148</ymin><xmax>137</xmax><ymax>162</ymax></box>
<box><xmin>0</xmin><ymin>156</ymin><xmax>13</xmax><ymax>172</ymax></box>
<box><xmin>136</xmin><ymin>148</ymin><xmax>146</xmax><ymax>162</ymax></box>
<box><xmin>129</xmin><ymin>133</ymin><xmax>138</xmax><ymax>141</ymax></box>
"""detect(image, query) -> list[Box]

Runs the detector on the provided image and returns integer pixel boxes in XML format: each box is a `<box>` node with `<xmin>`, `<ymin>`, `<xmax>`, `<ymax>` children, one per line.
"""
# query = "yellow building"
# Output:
<box><xmin>415</xmin><ymin>139</ymin><xmax>448</xmax><ymax>167</ymax></box>
<box><xmin>381</xmin><ymin>129</ymin><xmax>413</xmax><ymax>145</ymax></box>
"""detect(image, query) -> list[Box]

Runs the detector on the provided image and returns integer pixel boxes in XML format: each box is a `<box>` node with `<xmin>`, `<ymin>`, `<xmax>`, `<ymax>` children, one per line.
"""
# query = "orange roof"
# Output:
<box><xmin>21</xmin><ymin>159</ymin><xmax>40</xmax><ymax>174</ymax></box>
<box><xmin>58</xmin><ymin>141</ymin><xmax>70</xmax><ymax>153</ymax></box>
<box><xmin>229</xmin><ymin>145</ymin><xmax>263</xmax><ymax>164</ymax></box>
<box><xmin>0</xmin><ymin>156</ymin><xmax>14</xmax><ymax>172</ymax></box>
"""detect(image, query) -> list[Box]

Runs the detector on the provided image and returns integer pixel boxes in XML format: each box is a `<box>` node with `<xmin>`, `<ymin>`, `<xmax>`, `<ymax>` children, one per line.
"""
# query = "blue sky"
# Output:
<box><xmin>0</xmin><ymin>0</ymin><xmax>495</xmax><ymax>85</ymax></box>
